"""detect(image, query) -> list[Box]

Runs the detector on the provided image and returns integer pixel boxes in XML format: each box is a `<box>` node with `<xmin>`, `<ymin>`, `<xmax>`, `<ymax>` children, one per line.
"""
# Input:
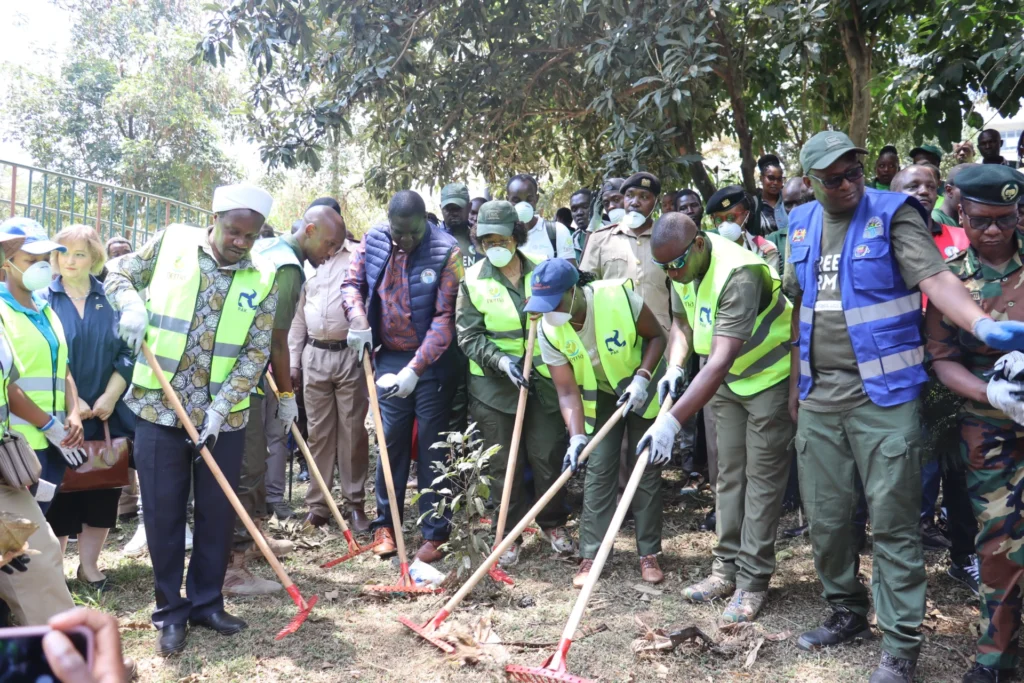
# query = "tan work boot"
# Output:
<box><xmin>223</xmin><ymin>551</ymin><xmax>282</xmax><ymax>596</ymax></box>
<box><xmin>682</xmin><ymin>575</ymin><xmax>735</xmax><ymax>602</ymax></box>
<box><xmin>639</xmin><ymin>555</ymin><xmax>664</xmax><ymax>584</ymax></box>
<box><xmin>243</xmin><ymin>536</ymin><xmax>294</xmax><ymax>563</ymax></box>
<box><xmin>572</xmin><ymin>558</ymin><xmax>594</xmax><ymax>589</ymax></box>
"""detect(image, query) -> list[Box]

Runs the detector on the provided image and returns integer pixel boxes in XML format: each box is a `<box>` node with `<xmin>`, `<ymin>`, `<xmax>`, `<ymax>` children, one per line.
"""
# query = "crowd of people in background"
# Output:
<box><xmin>2</xmin><ymin>126</ymin><xmax>1024</xmax><ymax>683</ymax></box>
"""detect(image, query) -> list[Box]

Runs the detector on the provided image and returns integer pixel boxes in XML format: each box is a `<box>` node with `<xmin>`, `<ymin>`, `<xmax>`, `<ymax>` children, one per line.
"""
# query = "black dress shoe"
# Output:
<box><xmin>796</xmin><ymin>606</ymin><xmax>872</xmax><ymax>651</ymax></box>
<box><xmin>156</xmin><ymin>624</ymin><xmax>187</xmax><ymax>656</ymax></box>
<box><xmin>189</xmin><ymin>610</ymin><xmax>247</xmax><ymax>635</ymax></box>
<box><xmin>962</xmin><ymin>663</ymin><xmax>1017</xmax><ymax>682</ymax></box>
<box><xmin>346</xmin><ymin>508</ymin><xmax>371</xmax><ymax>533</ymax></box>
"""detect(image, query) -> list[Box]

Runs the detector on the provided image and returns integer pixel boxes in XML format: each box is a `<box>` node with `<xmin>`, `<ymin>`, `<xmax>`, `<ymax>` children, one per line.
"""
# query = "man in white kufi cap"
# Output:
<box><xmin>104</xmin><ymin>183</ymin><xmax>280</xmax><ymax>656</ymax></box>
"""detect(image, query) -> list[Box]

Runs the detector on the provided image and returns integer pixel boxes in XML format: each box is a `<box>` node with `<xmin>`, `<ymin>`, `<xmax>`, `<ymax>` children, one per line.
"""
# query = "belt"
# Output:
<box><xmin>308</xmin><ymin>338</ymin><xmax>347</xmax><ymax>351</ymax></box>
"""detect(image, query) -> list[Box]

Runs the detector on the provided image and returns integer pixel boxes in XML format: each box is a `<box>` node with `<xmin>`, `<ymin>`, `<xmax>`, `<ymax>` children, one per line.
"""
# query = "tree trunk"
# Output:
<box><xmin>673</xmin><ymin>119</ymin><xmax>717</xmax><ymax>201</ymax></box>
<box><xmin>839</xmin><ymin>2</ymin><xmax>872</xmax><ymax>147</ymax></box>
<box><xmin>711</xmin><ymin>14</ymin><xmax>756</xmax><ymax>193</ymax></box>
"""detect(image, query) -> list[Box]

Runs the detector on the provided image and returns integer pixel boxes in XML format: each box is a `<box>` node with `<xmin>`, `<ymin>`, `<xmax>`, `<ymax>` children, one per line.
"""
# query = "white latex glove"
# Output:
<box><xmin>637</xmin><ymin>413</ymin><xmax>682</xmax><ymax>467</ymax></box>
<box><xmin>616</xmin><ymin>373</ymin><xmax>650</xmax><ymax>417</ymax></box>
<box><xmin>990</xmin><ymin>351</ymin><xmax>1024</xmax><ymax>383</ymax></box>
<box><xmin>987</xmin><ymin>378</ymin><xmax>1024</xmax><ymax>425</ymax></box>
<box><xmin>658</xmin><ymin>364</ymin><xmax>687</xmax><ymax>404</ymax></box>
<box><xmin>276</xmin><ymin>394</ymin><xmax>299</xmax><ymax>433</ymax></box>
<box><xmin>376</xmin><ymin>366</ymin><xmax>419</xmax><ymax>400</ymax></box>
<box><xmin>562</xmin><ymin>434</ymin><xmax>589</xmax><ymax>473</ymax></box>
<box><xmin>347</xmin><ymin>327</ymin><xmax>373</xmax><ymax>362</ymax></box>
<box><xmin>117</xmin><ymin>297</ymin><xmax>148</xmax><ymax>355</ymax></box>
<box><xmin>498</xmin><ymin>355</ymin><xmax>529</xmax><ymax>390</ymax></box>
<box><xmin>196</xmin><ymin>409</ymin><xmax>227</xmax><ymax>452</ymax></box>
<box><xmin>42</xmin><ymin>417</ymin><xmax>86</xmax><ymax>469</ymax></box>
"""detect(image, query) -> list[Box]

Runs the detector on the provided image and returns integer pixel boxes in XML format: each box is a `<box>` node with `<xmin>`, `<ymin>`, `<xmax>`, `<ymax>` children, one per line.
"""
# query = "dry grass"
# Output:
<box><xmin>63</xmin><ymin>465</ymin><xmax>979</xmax><ymax>683</ymax></box>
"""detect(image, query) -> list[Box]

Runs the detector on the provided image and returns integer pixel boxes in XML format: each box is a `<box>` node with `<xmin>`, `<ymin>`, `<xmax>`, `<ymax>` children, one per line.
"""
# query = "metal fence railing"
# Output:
<box><xmin>1</xmin><ymin>159</ymin><xmax>212</xmax><ymax>247</ymax></box>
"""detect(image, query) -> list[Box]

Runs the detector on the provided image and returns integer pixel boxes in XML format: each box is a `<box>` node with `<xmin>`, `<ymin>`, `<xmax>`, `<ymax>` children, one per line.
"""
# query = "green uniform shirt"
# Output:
<box><xmin>925</xmin><ymin>233</ymin><xmax>1024</xmax><ymax>427</ymax></box>
<box><xmin>933</xmin><ymin>207</ymin><xmax>958</xmax><ymax>227</ymax></box>
<box><xmin>455</xmin><ymin>253</ymin><xmax>558</xmax><ymax>414</ymax></box>
<box><xmin>272</xmin><ymin>233</ymin><xmax>304</xmax><ymax>330</ymax></box>
<box><xmin>782</xmin><ymin>203</ymin><xmax>947</xmax><ymax>412</ymax></box>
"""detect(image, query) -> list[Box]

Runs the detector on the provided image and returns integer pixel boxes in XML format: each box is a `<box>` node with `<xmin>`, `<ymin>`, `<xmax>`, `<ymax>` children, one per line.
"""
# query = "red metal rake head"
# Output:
<box><xmin>488</xmin><ymin>565</ymin><xmax>514</xmax><ymax>585</ymax></box>
<box><xmin>321</xmin><ymin>529</ymin><xmax>383</xmax><ymax>568</ymax></box>
<box><xmin>275</xmin><ymin>586</ymin><xmax>318</xmax><ymax>640</ymax></box>
<box><xmin>363</xmin><ymin>562</ymin><xmax>444</xmax><ymax>596</ymax></box>
<box><xmin>506</xmin><ymin>640</ymin><xmax>593</xmax><ymax>683</ymax></box>
<box><xmin>398</xmin><ymin>614</ymin><xmax>455</xmax><ymax>653</ymax></box>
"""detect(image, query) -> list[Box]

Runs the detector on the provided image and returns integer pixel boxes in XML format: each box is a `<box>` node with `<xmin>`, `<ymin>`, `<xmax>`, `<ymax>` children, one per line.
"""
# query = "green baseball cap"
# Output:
<box><xmin>955</xmin><ymin>165</ymin><xmax>1024</xmax><ymax>206</ymax></box>
<box><xmin>475</xmin><ymin>200</ymin><xmax>517</xmax><ymax>237</ymax></box>
<box><xmin>440</xmin><ymin>182</ymin><xmax>470</xmax><ymax>208</ymax></box>
<box><xmin>909</xmin><ymin>144</ymin><xmax>943</xmax><ymax>162</ymax></box>
<box><xmin>800</xmin><ymin>131</ymin><xmax>868</xmax><ymax>174</ymax></box>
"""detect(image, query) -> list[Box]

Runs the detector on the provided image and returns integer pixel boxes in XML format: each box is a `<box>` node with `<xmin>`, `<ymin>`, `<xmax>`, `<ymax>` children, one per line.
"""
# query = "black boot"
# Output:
<box><xmin>156</xmin><ymin>624</ymin><xmax>187</xmax><ymax>656</ymax></box>
<box><xmin>869</xmin><ymin>652</ymin><xmax>917</xmax><ymax>683</ymax></box>
<box><xmin>796</xmin><ymin>606</ymin><xmax>872</xmax><ymax>651</ymax></box>
<box><xmin>961</xmin><ymin>663</ymin><xmax>1017</xmax><ymax>682</ymax></box>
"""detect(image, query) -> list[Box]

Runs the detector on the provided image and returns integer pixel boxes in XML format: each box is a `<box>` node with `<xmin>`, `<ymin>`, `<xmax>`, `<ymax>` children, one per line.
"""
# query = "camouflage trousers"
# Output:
<box><xmin>962</xmin><ymin>415</ymin><xmax>1024</xmax><ymax>669</ymax></box>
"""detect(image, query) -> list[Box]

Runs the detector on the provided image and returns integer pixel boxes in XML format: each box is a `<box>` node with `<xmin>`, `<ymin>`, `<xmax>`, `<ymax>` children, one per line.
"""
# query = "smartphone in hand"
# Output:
<box><xmin>0</xmin><ymin>625</ymin><xmax>93</xmax><ymax>681</ymax></box>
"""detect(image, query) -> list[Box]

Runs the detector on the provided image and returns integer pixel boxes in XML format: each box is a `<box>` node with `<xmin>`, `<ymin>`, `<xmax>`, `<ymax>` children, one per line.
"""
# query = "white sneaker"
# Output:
<box><xmin>541</xmin><ymin>526</ymin><xmax>577</xmax><ymax>554</ymax></box>
<box><xmin>184</xmin><ymin>524</ymin><xmax>193</xmax><ymax>551</ymax></box>
<box><xmin>124</xmin><ymin>524</ymin><xmax>148</xmax><ymax>556</ymax></box>
<box><xmin>498</xmin><ymin>543</ymin><xmax>521</xmax><ymax>567</ymax></box>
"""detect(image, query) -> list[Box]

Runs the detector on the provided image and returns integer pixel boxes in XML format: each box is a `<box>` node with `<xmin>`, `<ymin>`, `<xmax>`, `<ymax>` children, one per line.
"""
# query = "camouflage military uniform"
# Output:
<box><xmin>925</xmin><ymin>232</ymin><xmax>1024</xmax><ymax>670</ymax></box>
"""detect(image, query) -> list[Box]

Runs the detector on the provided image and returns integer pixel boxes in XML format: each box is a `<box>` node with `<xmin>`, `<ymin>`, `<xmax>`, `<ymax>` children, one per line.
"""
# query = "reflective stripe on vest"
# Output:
<box><xmin>787</xmin><ymin>190</ymin><xmax>928</xmax><ymax>407</ymax></box>
<box><xmin>132</xmin><ymin>224</ymin><xmax>276</xmax><ymax>413</ymax></box>
<box><xmin>541</xmin><ymin>280</ymin><xmax>663</xmax><ymax>433</ymax></box>
<box><xmin>0</xmin><ymin>299</ymin><xmax>69</xmax><ymax>448</ymax></box>
<box><xmin>676</xmin><ymin>233</ymin><xmax>792</xmax><ymax>396</ymax></box>
<box><xmin>0</xmin><ymin>330</ymin><xmax>14</xmax><ymax>434</ymax></box>
<box><xmin>463</xmin><ymin>258</ymin><xmax>550</xmax><ymax>379</ymax></box>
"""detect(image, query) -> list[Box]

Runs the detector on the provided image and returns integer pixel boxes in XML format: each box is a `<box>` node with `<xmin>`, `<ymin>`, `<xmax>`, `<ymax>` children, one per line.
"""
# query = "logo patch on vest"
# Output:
<box><xmin>168</xmin><ymin>254</ymin><xmax>191</xmax><ymax>282</ymax></box>
<box><xmin>564</xmin><ymin>339</ymin><xmax>581</xmax><ymax>357</ymax></box>
<box><xmin>862</xmin><ymin>217</ymin><xmax>884</xmax><ymax>239</ymax></box>
<box><xmin>237</xmin><ymin>289</ymin><xmax>258</xmax><ymax>311</ymax></box>
<box><xmin>421</xmin><ymin>268</ymin><xmax>437</xmax><ymax>284</ymax></box>
<box><xmin>854</xmin><ymin>244</ymin><xmax>870</xmax><ymax>258</ymax></box>
<box><xmin>605</xmin><ymin>330</ymin><xmax>627</xmax><ymax>353</ymax></box>
<box><xmin>944</xmin><ymin>245</ymin><xmax>959</xmax><ymax>258</ymax></box>
<box><xmin>791</xmin><ymin>229</ymin><xmax>806</xmax><ymax>243</ymax></box>
<box><xmin>699</xmin><ymin>307</ymin><xmax>712</xmax><ymax>325</ymax></box>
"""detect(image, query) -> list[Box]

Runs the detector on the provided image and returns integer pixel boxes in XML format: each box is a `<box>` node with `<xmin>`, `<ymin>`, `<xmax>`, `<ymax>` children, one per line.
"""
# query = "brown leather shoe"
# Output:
<box><xmin>303</xmin><ymin>511</ymin><xmax>330</xmax><ymax>528</ymax></box>
<box><xmin>414</xmin><ymin>539</ymin><xmax>446</xmax><ymax>563</ymax></box>
<box><xmin>572</xmin><ymin>558</ymin><xmax>594</xmax><ymax>589</ymax></box>
<box><xmin>640</xmin><ymin>554</ymin><xmax>664</xmax><ymax>584</ymax></box>
<box><xmin>346</xmin><ymin>507</ymin><xmax>371</xmax><ymax>533</ymax></box>
<box><xmin>372</xmin><ymin>527</ymin><xmax>396</xmax><ymax>556</ymax></box>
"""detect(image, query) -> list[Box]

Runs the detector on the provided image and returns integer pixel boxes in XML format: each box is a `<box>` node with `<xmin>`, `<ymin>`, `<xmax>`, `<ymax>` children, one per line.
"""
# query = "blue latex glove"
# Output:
<box><xmin>973</xmin><ymin>318</ymin><xmax>1024</xmax><ymax>351</ymax></box>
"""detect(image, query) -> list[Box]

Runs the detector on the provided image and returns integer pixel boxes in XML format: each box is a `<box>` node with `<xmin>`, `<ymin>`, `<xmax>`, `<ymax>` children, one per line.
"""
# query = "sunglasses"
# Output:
<box><xmin>963</xmin><ymin>213</ymin><xmax>1019</xmax><ymax>232</ymax></box>
<box><xmin>809</xmin><ymin>164</ymin><xmax>865</xmax><ymax>190</ymax></box>
<box><xmin>654</xmin><ymin>237</ymin><xmax>698</xmax><ymax>271</ymax></box>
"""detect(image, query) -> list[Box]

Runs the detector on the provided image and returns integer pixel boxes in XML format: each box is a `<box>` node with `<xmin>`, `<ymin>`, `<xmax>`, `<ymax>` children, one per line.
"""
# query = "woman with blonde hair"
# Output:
<box><xmin>45</xmin><ymin>225</ymin><xmax>135</xmax><ymax>591</ymax></box>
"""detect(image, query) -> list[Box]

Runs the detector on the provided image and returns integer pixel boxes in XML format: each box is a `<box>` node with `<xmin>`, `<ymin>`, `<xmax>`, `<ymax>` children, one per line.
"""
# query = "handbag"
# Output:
<box><xmin>60</xmin><ymin>421</ymin><xmax>131</xmax><ymax>492</ymax></box>
<box><xmin>0</xmin><ymin>430</ymin><xmax>41</xmax><ymax>488</ymax></box>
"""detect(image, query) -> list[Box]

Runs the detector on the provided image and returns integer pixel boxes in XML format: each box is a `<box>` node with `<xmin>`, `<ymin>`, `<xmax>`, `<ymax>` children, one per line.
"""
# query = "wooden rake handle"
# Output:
<box><xmin>362</xmin><ymin>352</ymin><xmax>411</xmax><ymax>565</ymax></box>
<box><xmin>264</xmin><ymin>374</ymin><xmax>353</xmax><ymax>535</ymax></box>
<box><xmin>494</xmin><ymin>316</ymin><xmax>539</xmax><ymax>545</ymax></box>
<box><xmin>140</xmin><ymin>342</ymin><xmax>299</xmax><ymax>594</ymax></box>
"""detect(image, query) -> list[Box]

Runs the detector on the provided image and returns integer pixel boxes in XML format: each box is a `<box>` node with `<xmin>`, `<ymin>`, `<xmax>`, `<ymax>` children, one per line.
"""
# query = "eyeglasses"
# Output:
<box><xmin>963</xmin><ymin>213</ymin><xmax>1020</xmax><ymax>232</ymax></box>
<box><xmin>809</xmin><ymin>164</ymin><xmax>865</xmax><ymax>190</ymax></box>
<box><xmin>712</xmin><ymin>211</ymin><xmax>748</xmax><ymax>227</ymax></box>
<box><xmin>654</xmin><ymin>238</ymin><xmax>697</xmax><ymax>271</ymax></box>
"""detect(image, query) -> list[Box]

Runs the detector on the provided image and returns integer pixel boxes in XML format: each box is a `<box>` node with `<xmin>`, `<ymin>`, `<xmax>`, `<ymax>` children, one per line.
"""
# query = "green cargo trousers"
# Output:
<box><xmin>709</xmin><ymin>379</ymin><xmax>794</xmax><ymax>591</ymax></box>
<box><xmin>580</xmin><ymin>391</ymin><xmax>662</xmax><ymax>559</ymax></box>
<box><xmin>796</xmin><ymin>398</ymin><xmax>926</xmax><ymax>661</ymax></box>
<box><xmin>469</xmin><ymin>397</ymin><xmax>568</xmax><ymax>533</ymax></box>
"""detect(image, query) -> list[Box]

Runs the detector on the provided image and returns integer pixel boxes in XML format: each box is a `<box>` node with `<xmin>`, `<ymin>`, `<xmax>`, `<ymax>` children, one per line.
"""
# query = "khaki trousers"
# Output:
<box><xmin>302</xmin><ymin>345</ymin><xmax>369</xmax><ymax>516</ymax></box>
<box><xmin>0</xmin><ymin>485</ymin><xmax>74</xmax><ymax>624</ymax></box>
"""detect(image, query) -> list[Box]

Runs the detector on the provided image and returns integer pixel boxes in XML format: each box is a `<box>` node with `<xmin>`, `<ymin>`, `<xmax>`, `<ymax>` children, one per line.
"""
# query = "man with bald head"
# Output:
<box><xmin>226</xmin><ymin>200</ymin><xmax>347</xmax><ymax>596</ymax></box>
<box><xmin>636</xmin><ymin>211</ymin><xmax>795</xmax><ymax>624</ymax></box>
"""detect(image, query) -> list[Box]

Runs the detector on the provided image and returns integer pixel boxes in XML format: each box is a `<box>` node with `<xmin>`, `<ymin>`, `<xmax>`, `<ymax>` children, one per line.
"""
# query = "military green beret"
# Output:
<box><xmin>440</xmin><ymin>182</ymin><xmax>470</xmax><ymax>208</ymax></box>
<box><xmin>955</xmin><ymin>165</ymin><xmax>1024</xmax><ymax>206</ymax></box>
<box><xmin>621</xmin><ymin>172</ymin><xmax>662</xmax><ymax>196</ymax></box>
<box><xmin>476</xmin><ymin>200</ymin><xmax>518</xmax><ymax>237</ymax></box>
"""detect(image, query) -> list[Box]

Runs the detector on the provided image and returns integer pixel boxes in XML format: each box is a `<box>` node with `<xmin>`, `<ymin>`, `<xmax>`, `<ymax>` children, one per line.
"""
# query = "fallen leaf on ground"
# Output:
<box><xmin>324</xmin><ymin>590</ymin><xmax>340</xmax><ymax>603</ymax></box>
<box><xmin>631</xmin><ymin>618</ymin><xmax>715</xmax><ymax>656</ymax></box>
<box><xmin>743</xmin><ymin>637</ymin><xmax>765</xmax><ymax>669</ymax></box>
<box><xmin>633</xmin><ymin>583</ymin><xmax>663</xmax><ymax>597</ymax></box>
<box><xmin>444</xmin><ymin>610</ymin><xmax>509</xmax><ymax>666</ymax></box>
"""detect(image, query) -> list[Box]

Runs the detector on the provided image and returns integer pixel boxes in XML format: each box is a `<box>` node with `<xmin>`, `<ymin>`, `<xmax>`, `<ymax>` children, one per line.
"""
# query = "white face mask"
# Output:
<box><xmin>625</xmin><ymin>209</ymin><xmax>649</xmax><ymax>230</ymax></box>
<box><xmin>607</xmin><ymin>208</ymin><xmax>626</xmax><ymax>225</ymax></box>
<box><xmin>544</xmin><ymin>311</ymin><xmax>572</xmax><ymax>327</ymax></box>
<box><xmin>717</xmin><ymin>221</ymin><xmax>743</xmax><ymax>242</ymax></box>
<box><xmin>9</xmin><ymin>260</ymin><xmax>52</xmax><ymax>291</ymax></box>
<box><xmin>514</xmin><ymin>202</ymin><xmax>535</xmax><ymax>224</ymax></box>
<box><xmin>486</xmin><ymin>246</ymin><xmax>514</xmax><ymax>268</ymax></box>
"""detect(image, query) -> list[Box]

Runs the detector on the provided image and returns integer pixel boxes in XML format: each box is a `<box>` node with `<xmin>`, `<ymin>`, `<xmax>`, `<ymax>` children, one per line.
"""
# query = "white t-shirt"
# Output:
<box><xmin>520</xmin><ymin>217</ymin><xmax>576</xmax><ymax>263</ymax></box>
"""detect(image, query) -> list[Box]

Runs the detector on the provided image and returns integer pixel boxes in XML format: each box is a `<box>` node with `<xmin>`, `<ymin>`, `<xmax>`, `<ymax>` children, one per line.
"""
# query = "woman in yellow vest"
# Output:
<box><xmin>526</xmin><ymin>258</ymin><xmax>667</xmax><ymax>587</ymax></box>
<box><xmin>456</xmin><ymin>201</ymin><xmax>573</xmax><ymax>567</ymax></box>
<box><xmin>638</xmin><ymin>212</ymin><xmax>794</xmax><ymax>624</ymax></box>
<box><xmin>0</xmin><ymin>219</ymin><xmax>86</xmax><ymax>513</ymax></box>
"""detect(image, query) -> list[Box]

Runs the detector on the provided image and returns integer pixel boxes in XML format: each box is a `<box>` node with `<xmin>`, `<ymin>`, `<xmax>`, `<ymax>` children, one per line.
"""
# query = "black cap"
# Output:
<box><xmin>956</xmin><ymin>165</ymin><xmax>1024</xmax><ymax>206</ymax></box>
<box><xmin>706</xmin><ymin>185</ymin><xmax>747</xmax><ymax>215</ymax></box>
<box><xmin>621</xmin><ymin>172</ymin><xmax>662</xmax><ymax>196</ymax></box>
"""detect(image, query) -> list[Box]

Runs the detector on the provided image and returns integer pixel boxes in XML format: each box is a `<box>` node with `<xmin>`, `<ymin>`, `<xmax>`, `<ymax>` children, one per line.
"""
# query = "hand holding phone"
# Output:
<box><xmin>44</xmin><ymin>608</ymin><xmax>125</xmax><ymax>683</ymax></box>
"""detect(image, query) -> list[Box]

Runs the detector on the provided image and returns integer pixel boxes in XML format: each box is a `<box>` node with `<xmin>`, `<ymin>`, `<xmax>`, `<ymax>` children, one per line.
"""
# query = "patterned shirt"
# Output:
<box><xmin>104</xmin><ymin>228</ymin><xmax>279</xmax><ymax>431</ymax></box>
<box><xmin>341</xmin><ymin>230</ymin><xmax>463</xmax><ymax>376</ymax></box>
<box><xmin>926</xmin><ymin>232</ymin><xmax>1024</xmax><ymax>427</ymax></box>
